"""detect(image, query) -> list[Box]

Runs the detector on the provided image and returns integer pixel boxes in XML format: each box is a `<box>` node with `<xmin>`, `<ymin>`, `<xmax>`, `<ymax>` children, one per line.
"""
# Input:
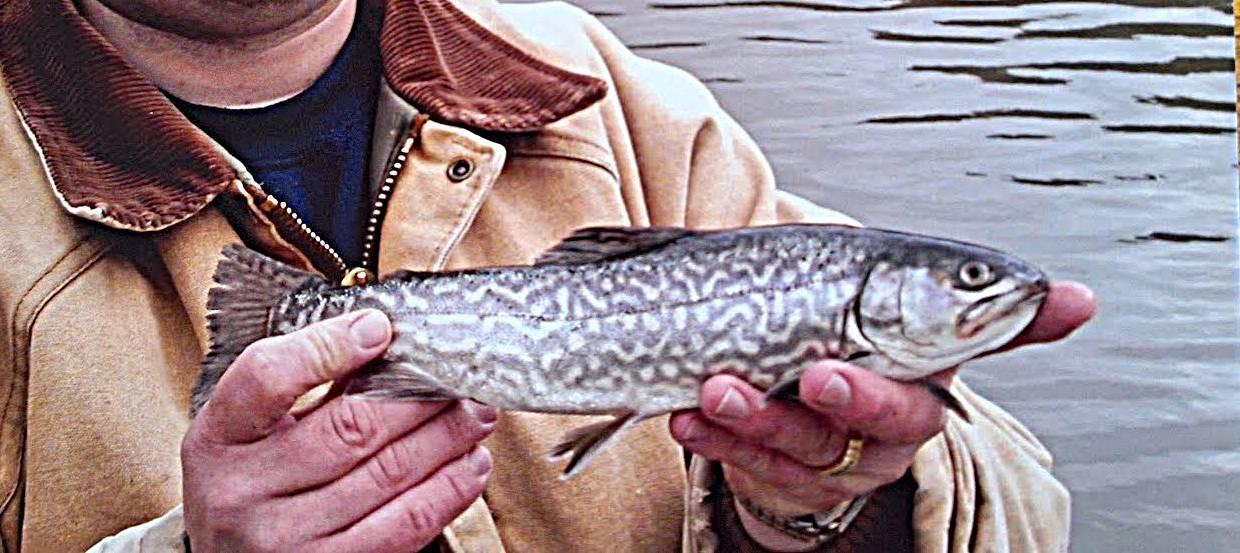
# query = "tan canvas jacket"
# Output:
<box><xmin>0</xmin><ymin>0</ymin><xmax>1070</xmax><ymax>551</ymax></box>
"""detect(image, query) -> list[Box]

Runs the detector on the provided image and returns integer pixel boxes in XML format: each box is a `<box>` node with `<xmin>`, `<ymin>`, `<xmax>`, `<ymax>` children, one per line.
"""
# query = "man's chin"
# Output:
<box><xmin>86</xmin><ymin>0</ymin><xmax>338</xmax><ymax>42</ymax></box>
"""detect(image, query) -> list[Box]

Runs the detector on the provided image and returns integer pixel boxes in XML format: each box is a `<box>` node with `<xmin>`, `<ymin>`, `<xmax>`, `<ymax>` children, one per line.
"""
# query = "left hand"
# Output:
<box><xmin>669</xmin><ymin>281</ymin><xmax>1096</xmax><ymax>527</ymax></box>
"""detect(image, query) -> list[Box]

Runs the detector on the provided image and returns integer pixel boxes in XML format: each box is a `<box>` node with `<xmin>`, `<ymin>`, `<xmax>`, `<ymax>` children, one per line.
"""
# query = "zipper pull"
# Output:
<box><xmin>341</xmin><ymin>267</ymin><xmax>374</xmax><ymax>286</ymax></box>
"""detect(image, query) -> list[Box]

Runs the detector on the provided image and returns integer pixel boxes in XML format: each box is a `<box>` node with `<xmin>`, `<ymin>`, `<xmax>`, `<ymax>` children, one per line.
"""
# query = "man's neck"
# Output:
<box><xmin>80</xmin><ymin>0</ymin><xmax>356</xmax><ymax>108</ymax></box>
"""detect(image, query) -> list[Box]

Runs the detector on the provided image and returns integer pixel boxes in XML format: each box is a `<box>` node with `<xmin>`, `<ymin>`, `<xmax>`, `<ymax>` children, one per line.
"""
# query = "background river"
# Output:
<box><xmin>566</xmin><ymin>0</ymin><xmax>1238</xmax><ymax>549</ymax></box>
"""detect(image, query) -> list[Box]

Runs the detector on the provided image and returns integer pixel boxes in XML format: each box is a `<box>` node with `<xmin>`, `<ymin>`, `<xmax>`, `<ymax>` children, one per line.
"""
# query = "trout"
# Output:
<box><xmin>194</xmin><ymin>225</ymin><xmax>1048</xmax><ymax>477</ymax></box>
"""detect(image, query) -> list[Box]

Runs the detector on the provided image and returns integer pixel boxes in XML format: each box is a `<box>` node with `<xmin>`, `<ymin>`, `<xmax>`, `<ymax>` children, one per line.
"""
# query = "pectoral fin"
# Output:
<box><xmin>920</xmin><ymin>381</ymin><xmax>971</xmax><ymax>423</ymax></box>
<box><xmin>344</xmin><ymin>361</ymin><xmax>459</xmax><ymax>401</ymax></box>
<box><xmin>549</xmin><ymin>411</ymin><xmax>649</xmax><ymax>479</ymax></box>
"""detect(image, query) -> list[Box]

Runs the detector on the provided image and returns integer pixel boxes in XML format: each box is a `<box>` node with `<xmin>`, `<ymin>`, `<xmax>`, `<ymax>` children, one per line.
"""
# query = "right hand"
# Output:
<box><xmin>182</xmin><ymin>309</ymin><xmax>497</xmax><ymax>552</ymax></box>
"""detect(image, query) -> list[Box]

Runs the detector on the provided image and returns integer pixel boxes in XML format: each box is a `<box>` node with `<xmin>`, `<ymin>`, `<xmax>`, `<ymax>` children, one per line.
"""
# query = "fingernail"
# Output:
<box><xmin>673</xmin><ymin>416</ymin><xmax>702</xmax><ymax>443</ymax></box>
<box><xmin>349</xmin><ymin>310</ymin><xmax>389</xmax><ymax>348</ymax></box>
<box><xmin>712</xmin><ymin>387</ymin><xmax>750</xmax><ymax>420</ymax></box>
<box><xmin>470</xmin><ymin>446</ymin><xmax>493</xmax><ymax>474</ymax></box>
<box><xmin>815</xmin><ymin>372</ymin><xmax>851</xmax><ymax>410</ymax></box>
<box><xmin>469</xmin><ymin>402</ymin><xmax>500</xmax><ymax>426</ymax></box>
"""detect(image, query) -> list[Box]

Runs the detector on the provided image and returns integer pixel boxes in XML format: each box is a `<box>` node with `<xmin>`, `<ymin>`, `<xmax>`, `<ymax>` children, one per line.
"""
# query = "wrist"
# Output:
<box><xmin>733</xmin><ymin>492</ymin><xmax>871</xmax><ymax>551</ymax></box>
<box><xmin>733</xmin><ymin>496</ymin><xmax>827</xmax><ymax>552</ymax></box>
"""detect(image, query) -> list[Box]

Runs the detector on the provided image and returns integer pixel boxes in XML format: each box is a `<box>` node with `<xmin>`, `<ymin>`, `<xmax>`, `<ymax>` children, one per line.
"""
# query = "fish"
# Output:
<box><xmin>193</xmin><ymin>225</ymin><xmax>1049</xmax><ymax>478</ymax></box>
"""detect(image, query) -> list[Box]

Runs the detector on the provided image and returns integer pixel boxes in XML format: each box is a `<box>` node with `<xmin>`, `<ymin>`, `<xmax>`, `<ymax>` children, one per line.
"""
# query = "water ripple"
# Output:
<box><xmin>1008</xmin><ymin>175</ymin><xmax>1104</xmax><ymax>186</ymax></box>
<box><xmin>742</xmin><ymin>34</ymin><xmax>835</xmax><ymax>44</ymax></box>
<box><xmin>870</xmin><ymin>30</ymin><xmax>1006</xmax><ymax>43</ymax></box>
<box><xmin>912</xmin><ymin>56</ymin><xmax>1234</xmax><ymax>85</ymax></box>
<box><xmin>1016</xmin><ymin>22</ymin><xmax>1232</xmax><ymax>39</ymax></box>
<box><xmin>1121</xmin><ymin>231</ymin><xmax>1232</xmax><ymax>243</ymax></box>
<box><xmin>1135</xmin><ymin>95</ymin><xmax>1236</xmax><ymax>112</ymax></box>
<box><xmin>1103</xmin><ymin>124</ymin><xmax>1236</xmax><ymax>134</ymax></box>
<box><xmin>628</xmin><ymin>40</ymin><xmax>709</xmax><ymax>50</ymax></box>
<box><xmin>863</xmin><ymin>108</ymin><xmax>1094</xmax><ymax>123</ymax></box>
<box><xmin>987</xmin><ymin>133</ymin><xmax>1054</xmax><ymax>139</ymax></box>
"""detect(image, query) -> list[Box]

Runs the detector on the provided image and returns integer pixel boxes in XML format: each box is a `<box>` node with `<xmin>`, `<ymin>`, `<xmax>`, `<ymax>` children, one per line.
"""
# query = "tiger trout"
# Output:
<box><xmin>195</xmin><ymin>225</ymin><xmax>1049</xmax><ymax>478</ymax></box>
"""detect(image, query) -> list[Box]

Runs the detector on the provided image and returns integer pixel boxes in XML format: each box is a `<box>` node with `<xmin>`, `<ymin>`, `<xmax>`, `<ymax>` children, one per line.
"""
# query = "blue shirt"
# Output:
<box><xmin>173</xmin><ymin>16</ymin><xmax>381</xmax><ymax>268</ymax></box>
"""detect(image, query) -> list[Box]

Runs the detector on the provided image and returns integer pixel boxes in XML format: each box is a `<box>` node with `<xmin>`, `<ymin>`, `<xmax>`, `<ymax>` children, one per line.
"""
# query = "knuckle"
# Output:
<box><xmin>369</xmin><ymin>441</ymin><xmax>416</xmax><ymax>490</ymax></box>
<box><xmin>442</xmin><ymin>467</ymin><xmax>482</xmax><ymax>507</ymax></box>
<box><xmin>443</xmin><ymin>471</ymin><xmax>471</xmax><ymax>505</ymax></box>
<box><xmin>329</xmin><ymin>399</ymin><xmax>382</xmax><ymax>450</ymax></box>
<box><xmin>302</xmin><ymin>325</ymin><xmax>347</xmax><ymax>376</ymax></box>
<box><xmin>234</xmin><ymin>344</ymin><xmax>284</xmax><ymax>385</ymax></box>
<box><xmin>180</xmin><ymin>424</ymin><xmax>207</xmax><ymax>459</ymax></box>
<box><xmin>399</xmin><ymin>503</ymin><xmax>444</xmax><ymax>539</ymax></box>
<box><xmin>850</xmin><ymin>396</ymin><xmax>887</xmax><ymax>426</ymax></box>
<box><xmin>731</xmin><ymin>444</ymin><xmax>774</xmax><ymax>475</ymax></box>
<box><xmin>890</xmin><ymin>401</ymin><xmax>944</xmax><ymax>443</ymax></box>
<box><xmin>197</xmin><ymin>484</ymin><xmax>249</xmax><ymax>529</ymax></box>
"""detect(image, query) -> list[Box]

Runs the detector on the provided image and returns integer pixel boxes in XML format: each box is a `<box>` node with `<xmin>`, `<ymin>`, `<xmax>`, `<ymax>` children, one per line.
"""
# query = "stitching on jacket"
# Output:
<box><xmin>500</xmin><ymin>129</ymin><xmax>619</xmax><ymax>182</ymax></box>
<box><xmin>430</xmin><ymin>182</ymin><xmax>489</xmax><ymax>271</ymax></box>
<box><xmin>505</xmin><ymin>150</ymin><xmax>620</xmax><ymax>184</ymax></box>
<box><xmin>0</xmin><ymin>236</ymin><xmax>111</xmax><ymax>547</ymax></box>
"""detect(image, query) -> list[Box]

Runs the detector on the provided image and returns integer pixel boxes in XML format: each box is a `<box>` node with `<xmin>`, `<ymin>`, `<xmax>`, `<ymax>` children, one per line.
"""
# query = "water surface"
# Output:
<box><xmin>572</xmin><ymin>0</ymin><xmax>1239</xmax><ymax>549</ymax></box>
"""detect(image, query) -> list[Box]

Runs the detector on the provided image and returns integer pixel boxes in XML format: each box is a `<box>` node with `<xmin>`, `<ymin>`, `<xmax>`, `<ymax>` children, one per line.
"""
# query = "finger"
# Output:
<box><xmin>200</xmin><ymin>309</ymin><xmax>392</xmax><ymax>444</ymax></box>
<box><xmin>671</xmin><ymin>412</ymin><xmax>823</xmax><ymax>490</ymax></box>
<box><xmin>284</xmin><ymin>402</ymin><xmax>497</xmax><ymax>531</ymax></box>
<box><xmin>674</xmin><ymin>412</ymin><xmax>919</xmax><ymax>512</ymax></box>
<box><xmin>261</xmin><ymin>396</ymin><xmax>475</xmax><ymax>491</ymax></box>
<box><xmin>799</xmin><ymin>362</ymin><xmax>945</xmax><ymax>444</ymax></box>
<box><xmin>1001</xmin><ymin>281</ymin><xmax>1096</xmax><ymax>351</ymax></box>
<box><xmin>315</xmin><ymin>446</ymin><xmax>493</xmax><ymax>553</ymax></box>
<box><xmin>694</xmin><ymin>374</ymin><xmax>846</xmax><ymax>466</ymax></box>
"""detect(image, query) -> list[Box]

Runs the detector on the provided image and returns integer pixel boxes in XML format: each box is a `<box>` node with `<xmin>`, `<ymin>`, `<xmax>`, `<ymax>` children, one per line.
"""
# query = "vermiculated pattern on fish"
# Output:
<box><xmin>194</xmin><ymin>225</ymin><xmax>1048</xmax><ymax>477</ymax></box>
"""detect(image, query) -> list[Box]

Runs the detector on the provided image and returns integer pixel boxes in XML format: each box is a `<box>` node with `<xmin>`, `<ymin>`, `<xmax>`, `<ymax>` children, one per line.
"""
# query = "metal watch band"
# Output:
<box><xmin>735</xmin><ymin>492</ymin><xmax>872</xmax><ymax>545</ymax></box>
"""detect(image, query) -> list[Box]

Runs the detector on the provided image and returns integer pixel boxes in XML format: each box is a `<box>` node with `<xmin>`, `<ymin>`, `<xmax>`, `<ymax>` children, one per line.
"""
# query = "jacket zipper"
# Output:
<box><xmin>254</xmin><ymin>122</ymin><xmax>419</xmax><ymax>287</ymax></box>
<box><xmin>254</xmin><ymin>191</ymin><xmax>349</xmax><ymax>280</ymax></box>
<box><xmin>359</xmin><ymin>134</ymin><xmax>416</xmax><ymax>277</ymax></box>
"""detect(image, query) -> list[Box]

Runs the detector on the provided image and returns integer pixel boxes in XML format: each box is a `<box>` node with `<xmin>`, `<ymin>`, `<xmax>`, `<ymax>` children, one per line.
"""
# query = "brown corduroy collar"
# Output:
<box><xmin>0</xmin><ymin>0</ymin><xmax>608</xmax><ymax>232</ymax></box>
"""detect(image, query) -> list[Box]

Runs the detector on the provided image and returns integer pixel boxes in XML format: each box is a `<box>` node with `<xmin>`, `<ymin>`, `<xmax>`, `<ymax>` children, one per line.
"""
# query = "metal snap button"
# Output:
<box><xmin>447</xmin><ymin>158</ymin><xmax>474</xmax><ymax>182</ymax></box>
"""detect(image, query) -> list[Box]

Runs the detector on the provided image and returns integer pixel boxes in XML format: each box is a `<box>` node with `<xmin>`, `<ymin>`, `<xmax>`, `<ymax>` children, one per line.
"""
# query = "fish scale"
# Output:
<box><xmin>194</xmin><ymin>224</ymin><xmax>1049</xmax><ymax>478</ymax></box>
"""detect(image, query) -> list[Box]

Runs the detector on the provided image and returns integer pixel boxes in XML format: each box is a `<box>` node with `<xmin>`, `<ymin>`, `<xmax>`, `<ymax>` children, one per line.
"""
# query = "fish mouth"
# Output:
<box><xmin>955</xmin><ymin>283</ymin><xmax>1048</xmax><ymax>340</ymax></box>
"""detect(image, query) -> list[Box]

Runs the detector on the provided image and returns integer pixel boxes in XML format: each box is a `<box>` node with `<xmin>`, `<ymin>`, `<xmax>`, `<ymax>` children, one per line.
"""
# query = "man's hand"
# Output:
<box><xmin>669</xmin><ymin>281</ymin><xmax>1096</xmax><ymax>548</ymax></box>
<box><xmin>182</xmin><ymin>309</ymin><xmax>497</xmax><ymax>553</ymax></box>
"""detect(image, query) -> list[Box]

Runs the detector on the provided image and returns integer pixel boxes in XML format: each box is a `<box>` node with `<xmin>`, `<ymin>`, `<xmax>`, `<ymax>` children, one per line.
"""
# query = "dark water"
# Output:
<box><xmin>567</xmin><ymin>0</ymin><xmax>1239</xmax><ymax>549</ymax></box>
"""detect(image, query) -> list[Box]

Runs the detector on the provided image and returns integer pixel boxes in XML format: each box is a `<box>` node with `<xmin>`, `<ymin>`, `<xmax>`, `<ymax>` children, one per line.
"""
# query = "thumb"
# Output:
<box><xmin>199</xmin><ymin>309</ymin><xmax>391</xmax><ymax>443</ymax></box>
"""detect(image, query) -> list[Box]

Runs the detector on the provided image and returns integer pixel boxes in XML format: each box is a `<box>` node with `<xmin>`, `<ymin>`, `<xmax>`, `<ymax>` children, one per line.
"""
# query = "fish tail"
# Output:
<box><xmin>191</xmin><ymin>244</ymin><xmax>329</xmax><ymax>416</ymax></box>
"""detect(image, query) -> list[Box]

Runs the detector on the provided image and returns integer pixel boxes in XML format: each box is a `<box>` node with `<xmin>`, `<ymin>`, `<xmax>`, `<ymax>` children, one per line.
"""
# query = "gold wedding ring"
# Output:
<box><xmin>819</xmin><ymin>438</ymin><xmax>865</xmax><ymax>478</ymax></box>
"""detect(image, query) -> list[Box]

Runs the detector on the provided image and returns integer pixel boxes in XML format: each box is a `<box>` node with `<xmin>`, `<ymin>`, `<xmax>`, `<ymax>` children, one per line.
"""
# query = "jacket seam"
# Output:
<box><xmin>501</xmin><ymin>128</ymin><xmax>619</xmax><ymax>181</ymax></box>
<box><xmin>505</xmin><ymin>150</ymin><xmax>620</xmax><ymax>184</ymax></box>
<box><xmin>0</xmin><ymin>235</ymin><xmax>112</xmax><ymax>547</ymax></box>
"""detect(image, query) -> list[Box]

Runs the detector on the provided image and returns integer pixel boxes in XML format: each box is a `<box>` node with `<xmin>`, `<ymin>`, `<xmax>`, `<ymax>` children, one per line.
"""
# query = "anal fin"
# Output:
<box><xmin>549</xmin><ymin>412</ymin><xmax>649</xmax><ymax>479</ymax></box>
<box><xmin>921</xmin><ymin>381</ymin><xmax>971</xmax><ymax>423</ymax></box>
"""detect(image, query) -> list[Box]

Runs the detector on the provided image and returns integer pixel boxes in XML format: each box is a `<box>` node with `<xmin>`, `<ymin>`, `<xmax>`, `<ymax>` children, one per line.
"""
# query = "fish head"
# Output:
<box><xmin>853</xmin><ymin>238</ymin><xmax>1049</xmax><ymax>376</ymax></box>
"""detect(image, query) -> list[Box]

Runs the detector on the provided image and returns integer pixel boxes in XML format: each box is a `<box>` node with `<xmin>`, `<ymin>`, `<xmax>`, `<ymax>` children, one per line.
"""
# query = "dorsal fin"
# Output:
<box><xmin>535</xmin><ymin>226</ymin><xmax>697</xmax><ymax>266</ymax></box>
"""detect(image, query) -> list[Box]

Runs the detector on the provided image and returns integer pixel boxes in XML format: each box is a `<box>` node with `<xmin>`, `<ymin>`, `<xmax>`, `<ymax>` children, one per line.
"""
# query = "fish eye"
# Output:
<box><xmin>957</xmin><ymin>261</ymin><xmax>994</xmax><ymax>289</ymax></box>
